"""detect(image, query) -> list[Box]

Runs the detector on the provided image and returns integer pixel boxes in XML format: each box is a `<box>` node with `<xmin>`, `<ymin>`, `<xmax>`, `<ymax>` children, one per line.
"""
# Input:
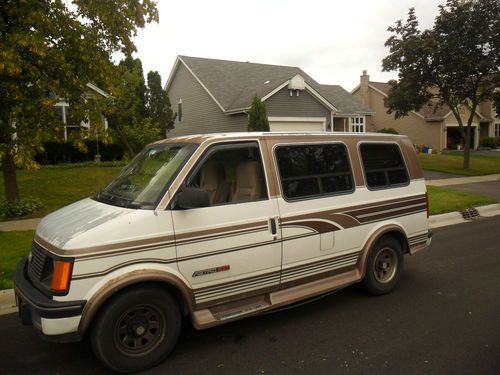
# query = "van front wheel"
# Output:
<box><xmin>90</xmin><ymin>286</ymin><xmax>181</xmax><ymax>373</ymax></box>
<box><xmin>363</xmin><ymin>236</ymin><xmax>403</xmax><ymax>295</ymax></box>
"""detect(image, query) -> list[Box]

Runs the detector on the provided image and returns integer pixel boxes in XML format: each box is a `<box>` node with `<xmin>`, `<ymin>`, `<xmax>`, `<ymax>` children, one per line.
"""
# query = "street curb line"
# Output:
<box><xmin>1</xmin><ymin>204</ymin><xmax>499</xmax><ymax>316</ymax></box>
<box><xmin>0</xmin><ymin>289</ymin><xmax>17</xmax><ymax>316</ymax></box>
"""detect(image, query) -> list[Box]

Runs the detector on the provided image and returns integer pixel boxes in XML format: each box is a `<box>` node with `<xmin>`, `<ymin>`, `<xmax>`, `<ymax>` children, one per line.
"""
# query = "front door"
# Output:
<box><xmin>170</xmin><ymin>141</ymin><xmax>282</xmax><ymax>309</ymax></box>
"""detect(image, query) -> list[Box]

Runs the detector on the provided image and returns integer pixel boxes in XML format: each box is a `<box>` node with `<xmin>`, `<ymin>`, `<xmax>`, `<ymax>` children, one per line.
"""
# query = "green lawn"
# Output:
<box><xmin>419</xmin><ymin>152</ymin><xmax>500</xmax><ymax>176</ymax></box>
<box><xmin>427</xmin><ymin>185</ymin><xmax>499</xmax><ymax>215</ymax></box>
<box><xmin>0</xmin><ymin>165</ymin><xmax>123</xmax><ymax>218</ymax></box>
<box><xmin>0</xmin><ymin>230</ymin><xmax>34</xmax><ymax>289</ymax></box>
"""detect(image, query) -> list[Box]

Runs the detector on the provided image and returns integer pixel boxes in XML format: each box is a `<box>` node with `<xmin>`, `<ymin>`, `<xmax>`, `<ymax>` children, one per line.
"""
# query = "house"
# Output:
<box><xmin>54</xmin><ymin>82</ymin><xmax>110</xmax><ymax>141</ymax></box>
<box><xmin>165</xmin><ymin>56</ymin><xmax>372</xmax><ymax>137</ymax></box>
<box><xmin>351</xmin><ymin>71</ymin><xmax>499</xmax><ymax>151</ymax></box>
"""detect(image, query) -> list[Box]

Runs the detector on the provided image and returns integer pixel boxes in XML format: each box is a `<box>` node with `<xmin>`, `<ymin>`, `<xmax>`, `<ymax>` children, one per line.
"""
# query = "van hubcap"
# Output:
<box><xmin>373</xmin><ymin>247</ymin><xmax>397</xmax><ymax>283</ymax></box>
<box><xmin>114</xmin><ymin>304</ymin><xmax>165</xmax><ymax>356</ymax></box>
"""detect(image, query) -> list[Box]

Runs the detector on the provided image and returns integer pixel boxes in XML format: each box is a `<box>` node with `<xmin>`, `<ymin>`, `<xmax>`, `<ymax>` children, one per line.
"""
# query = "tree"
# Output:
<box><xmin>107</xmin><ymin>56</ymin><xmax>149</xmax><ymax>157</ymax></box>
<box><xmin>382</xmin><ymin>0</ymin><xmax>500</xmax><ymax>169</ymax></box>
<box><xmin>107</xmin><ymin>62</ymin><xmax>174</xmax><ymax>158</ymax></box>
<box><xmin>0</xmin><ymin>0</ymin><xmax>158</xmax><ymax>202</ymax></box>
<box><xmin>247</xmin><ymin>95</ymin><xmax>270</xmax><ymax>131</ymax></box>
<box><xmin>146</xmin><ymin>71</ymin><xmax>174</xmax><ymax>134</ymax></box>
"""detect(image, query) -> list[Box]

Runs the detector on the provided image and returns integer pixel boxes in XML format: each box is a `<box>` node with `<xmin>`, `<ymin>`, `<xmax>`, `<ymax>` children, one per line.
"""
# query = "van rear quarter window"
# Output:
<box><xmin>359</xmin><ymin>143</ymin><xmax>409</xmax><ymax>189</ymax></box>
<box><xmin>275</xmin><ymin>143</ymin><xmax>354</xmax><ymax>200</ymax></box>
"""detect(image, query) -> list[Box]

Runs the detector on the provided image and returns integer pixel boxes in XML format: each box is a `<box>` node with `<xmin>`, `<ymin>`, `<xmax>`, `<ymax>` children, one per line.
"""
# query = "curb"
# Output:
<box><xmin>0</xmin><ymin>289</ymin><xmax>17</xmax><ymax>316</ymax></box>
<box><xmin>1</xmin><ymin>203</ymin><xmax>499</xmax><ymax>316</ymax></box>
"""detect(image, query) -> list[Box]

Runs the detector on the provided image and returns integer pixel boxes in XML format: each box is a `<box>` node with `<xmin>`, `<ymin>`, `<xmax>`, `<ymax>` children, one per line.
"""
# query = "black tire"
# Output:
<box><xmin>362</xmin><ymin>236</ymin><xmax>404</xmax><ymax>295</ymax></box>
<box><xmin>90</xmin><ymin>285</ymin><xmax>181</xmax><ymax>373</ymax></box>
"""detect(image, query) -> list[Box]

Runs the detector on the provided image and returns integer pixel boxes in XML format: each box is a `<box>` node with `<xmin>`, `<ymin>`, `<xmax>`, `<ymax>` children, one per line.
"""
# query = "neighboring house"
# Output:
<box><xmin>351</xmin><ymin>71</ymin><xmax>499</xmax><ymax>151</ymax></box>
<box><xmin>54</xmin><ymin>82</ymin><xmax>110</xmax><ymax>141</ymax></box>
<box><xmin>165</xmin><ymin>56</ymin><xmax>372</xmax><ymax>137</ymax></box>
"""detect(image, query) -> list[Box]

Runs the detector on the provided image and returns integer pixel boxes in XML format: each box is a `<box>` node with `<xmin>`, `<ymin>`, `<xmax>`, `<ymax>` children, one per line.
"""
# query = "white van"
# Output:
<box><xmin>15</xmin><ymin>132</ymin><xmax>431</xmax><ymax>372</ymax></box>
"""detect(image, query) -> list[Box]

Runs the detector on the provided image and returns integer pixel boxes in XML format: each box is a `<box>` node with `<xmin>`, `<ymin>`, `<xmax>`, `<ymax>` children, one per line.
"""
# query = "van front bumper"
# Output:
<box><xmin>14</xmin><ymin>258</ymin><xmax>86</xmax><ymax>342</ymax></box>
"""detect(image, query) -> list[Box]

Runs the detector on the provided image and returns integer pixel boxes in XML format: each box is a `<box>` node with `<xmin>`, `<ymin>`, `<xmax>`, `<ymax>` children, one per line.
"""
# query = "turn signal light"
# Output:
<box><xmin>51</xmin><ymin>260</ymin><xmax>73</xmax><ymax>292</ymax></box>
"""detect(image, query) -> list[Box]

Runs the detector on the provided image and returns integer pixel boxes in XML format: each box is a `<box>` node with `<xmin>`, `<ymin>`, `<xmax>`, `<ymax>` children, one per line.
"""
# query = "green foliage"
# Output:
<box><xmin>0</xmin><ymin>198</ymin><xmax>42</xmax><ymax>218</ymax></box>
<box><xmin>479</xmin><ymin>137</ymin><xmax>500</xmax><ymax>148</ymax></box>
<box><xmin>247</xmin><ymin>95</ymin><xmax>270</xmax><ymax>132</ymax></box>
<box><xmin>382</xmin><ymin>0</ymin><xmax>500</xmax><ymax>169</ymax></box>
<box><xmin>121</xmin><ymin>118</ymin><xmax>163</xmax><ymax>153</ymax></box>
<box><xmin>0</xmin><ymin>0</ymin><xmax>158</xmax><ymax>202</ymax></box>
<box><xmin>107</xmin><ymin>60</ymin><xmax>173</xmax><ymax>158</ymax></box>
<box><xmin>146</xmin><ymin>71</ymin><xmax>175</xmax><ymax>133</ymax></box>
<box><xmin>377</xmin><ymin>128</ymin><xmax>399</xmax><ymax>134</ymax></box>
<box><xmin>35</xmin><ymin>141</ymin><xmax>124</xmax><ymax>164</ymax></box>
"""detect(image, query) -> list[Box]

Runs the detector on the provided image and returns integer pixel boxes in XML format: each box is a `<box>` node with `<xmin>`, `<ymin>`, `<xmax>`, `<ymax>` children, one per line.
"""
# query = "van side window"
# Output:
<box><xmin>360</xmin><ymin>143</ymin><xmax>409</xmax><ymax>189</ymax></box>
<box><xmin>275</xmin><ymin>143</ymin><xmax>354</xmax><ymax>200</ymax></box>
<box><xmin>187</xmin><ymin>143</ymin><xmax>268</xmax><ymax>205</ymax></box>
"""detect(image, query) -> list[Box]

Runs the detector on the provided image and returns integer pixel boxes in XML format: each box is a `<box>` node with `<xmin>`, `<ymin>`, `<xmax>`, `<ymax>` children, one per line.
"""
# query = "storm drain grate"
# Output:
<box><xmin>459</xmin><ymin>208</ymin><xmax>480</xmax><ymax>220</ymax></box>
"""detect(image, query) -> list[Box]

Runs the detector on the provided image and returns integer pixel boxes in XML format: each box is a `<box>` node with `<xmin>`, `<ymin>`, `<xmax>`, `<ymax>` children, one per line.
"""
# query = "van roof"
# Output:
<box><xmin>155</xmin><ymin>132</ymin><xmax>407</xmax><ymax>145</ymax></box>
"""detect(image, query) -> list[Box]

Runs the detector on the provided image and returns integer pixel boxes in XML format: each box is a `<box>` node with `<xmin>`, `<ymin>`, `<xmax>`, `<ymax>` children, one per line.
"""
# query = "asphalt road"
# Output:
<box><xmin>1</xmin><ymin>217</ymin><xmax>499</xmax><ymax>375</ymax></box>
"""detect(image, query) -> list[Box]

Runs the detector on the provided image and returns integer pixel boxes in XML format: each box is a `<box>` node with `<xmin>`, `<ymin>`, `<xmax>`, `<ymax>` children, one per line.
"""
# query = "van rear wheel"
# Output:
<box><xmin>90</xmin><ymin>286</ymin><xmax>181</xmax><ymax>373</ymax></box>
<box><xmin>363</xmin><ymin>236</ymin><xmax>403</xmax><ymax>295</ymax></box>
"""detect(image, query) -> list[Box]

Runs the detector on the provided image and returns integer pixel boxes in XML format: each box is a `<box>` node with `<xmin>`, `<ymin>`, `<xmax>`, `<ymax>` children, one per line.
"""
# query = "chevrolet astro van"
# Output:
<box><xmin>14</xmin><ymin>132</ymin><xmax>432</xmax><ymax>372</ymax></box>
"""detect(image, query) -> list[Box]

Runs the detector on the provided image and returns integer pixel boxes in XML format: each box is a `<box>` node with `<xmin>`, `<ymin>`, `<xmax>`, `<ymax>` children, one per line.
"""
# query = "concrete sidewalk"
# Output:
<box><xmin>425</xmin><ymin>173</ymin><xmax>500</xmax><ymax>187</ymax></box>
<box><xmin>0</xmin><ymin>218</ymin><xmax>40</xmax><ymax>232</ymax></box>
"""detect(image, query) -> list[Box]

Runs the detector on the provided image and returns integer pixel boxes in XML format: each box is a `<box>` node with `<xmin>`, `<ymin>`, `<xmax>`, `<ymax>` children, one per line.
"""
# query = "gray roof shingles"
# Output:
<box><xmin>179</xmin><ymin>55</ymin><xmax>372</xmax><ymax>115</ymax></box>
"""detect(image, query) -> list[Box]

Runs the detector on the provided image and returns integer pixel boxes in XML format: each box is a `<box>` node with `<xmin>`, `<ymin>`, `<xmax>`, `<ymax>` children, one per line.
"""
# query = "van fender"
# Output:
<box><xmin>77</xmin><ymin>264</ymin><xmax>194</xmax><ymax>334</ymax></box>
<box><xmin>355</xmin><ymin>223</ymin><xmax>409</xmax><ymax>279</ymax></box>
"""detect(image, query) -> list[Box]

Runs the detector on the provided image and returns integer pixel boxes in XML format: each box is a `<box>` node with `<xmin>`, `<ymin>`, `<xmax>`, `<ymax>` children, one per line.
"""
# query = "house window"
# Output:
<box><xmin>350</xmin><ymin>116</ymin><xmax>365</xmax><ymax>132</ymax></box>
<box><xmin>177</xmin><ymin>99</ymin><xmax>183</xmax><ymax>122</ymax></box>
<box><xmin>495</xmin><ymin>123</ymin><xmax>500</xmax><ymax>137</ymax></box>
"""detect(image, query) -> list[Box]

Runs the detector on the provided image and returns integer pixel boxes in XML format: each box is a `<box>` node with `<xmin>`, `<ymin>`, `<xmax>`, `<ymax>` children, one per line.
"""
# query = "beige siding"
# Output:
<box><xmin>353</xmin><ymin>89</ymin><xmax>442</xmax><ymax>150</ymax></box>
<box><xmin>167</xmin><ymin>63</ymin><xmax>247</xmax><ymax>137</ymax></box>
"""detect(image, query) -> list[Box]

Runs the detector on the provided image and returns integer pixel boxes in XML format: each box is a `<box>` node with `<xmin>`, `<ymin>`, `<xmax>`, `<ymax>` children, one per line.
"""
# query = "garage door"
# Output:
<box><xmin>268</xmin><ymin>117</ymin><xmax>326</xmax><ymax>132</ymax></box>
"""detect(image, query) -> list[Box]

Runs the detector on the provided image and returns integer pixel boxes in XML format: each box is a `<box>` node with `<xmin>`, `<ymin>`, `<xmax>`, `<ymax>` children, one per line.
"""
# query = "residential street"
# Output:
<box><xmin>1</xmin><ymin>217</ymin><xmax>499</xmax><ymax>375</ymax></box>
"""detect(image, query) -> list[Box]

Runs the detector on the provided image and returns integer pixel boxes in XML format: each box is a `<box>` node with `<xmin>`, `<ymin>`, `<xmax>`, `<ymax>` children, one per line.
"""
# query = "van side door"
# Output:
<box><xmin>272</xmin><ymin>142</ymin><xmax>359</xmax><ymax>288</ymax></box>
<box><xmin>170</xmin><ymin>141</ymin><xmax>282</xmax><ymax>310</ymax></box>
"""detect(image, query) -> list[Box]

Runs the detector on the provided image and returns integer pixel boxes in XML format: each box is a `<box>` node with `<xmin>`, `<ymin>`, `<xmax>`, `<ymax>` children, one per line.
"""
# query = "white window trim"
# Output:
<box><xmin>349</xmin><ymin>116</ymin><xmax>365</xmax><ymax>133</ymax></box>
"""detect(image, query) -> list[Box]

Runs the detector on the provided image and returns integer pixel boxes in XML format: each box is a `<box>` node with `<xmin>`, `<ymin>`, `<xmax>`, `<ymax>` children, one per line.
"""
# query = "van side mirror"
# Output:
<box><xmin>175</xmin><ymin>187</ymin><xmax>210</xmax><ymax>209</ymax></box>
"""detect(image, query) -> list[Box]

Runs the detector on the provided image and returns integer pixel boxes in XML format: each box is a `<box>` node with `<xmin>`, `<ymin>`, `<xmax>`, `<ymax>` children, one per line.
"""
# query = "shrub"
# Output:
<box><xmin>479</xmin><ymin>137</ymin><xmax>500</xmax><ymax>148</ymax></box>
<box><xmin>377</xmin><ymin>128</ymin><xmax>399</xmax><ymax>134</ymax></box>
<box><xmin>35</xmin><ymin>141</ymin><xmax>124</xmax><ymax>165</ymax></box>
<box><xmin>0</xmin><ymin>198</ymin><xmax>42</xmax><ymax>218</ymax></box>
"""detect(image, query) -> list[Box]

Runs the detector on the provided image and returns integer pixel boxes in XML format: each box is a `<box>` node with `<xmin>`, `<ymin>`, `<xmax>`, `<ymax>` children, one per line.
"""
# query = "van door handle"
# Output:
<box><xmin>269</xmin><ymin>217</ymin><xmax>278</xmax><ymax>239</ymax></box>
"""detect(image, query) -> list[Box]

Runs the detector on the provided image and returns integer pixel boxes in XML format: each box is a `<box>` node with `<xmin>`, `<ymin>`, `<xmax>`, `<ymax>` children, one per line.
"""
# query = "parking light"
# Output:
<box><xmin>51</xmin><ymin>260</ymin><xmax>73</xmax><ymax>292</ymax></box>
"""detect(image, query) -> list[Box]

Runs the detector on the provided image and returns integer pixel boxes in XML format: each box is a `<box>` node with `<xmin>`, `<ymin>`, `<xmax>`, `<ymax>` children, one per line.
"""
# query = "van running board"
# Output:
<box><xmin>213</xmin><ymin>301</ymin><xmax>270</xmax><ymax>321</ymax></box>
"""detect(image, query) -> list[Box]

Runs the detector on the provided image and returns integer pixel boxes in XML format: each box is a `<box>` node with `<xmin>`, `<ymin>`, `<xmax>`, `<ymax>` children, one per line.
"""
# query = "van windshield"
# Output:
<box><xmin>94</xmin><ymin>143</ymin><xmax>197</xmax><ymax>209</ymax></box>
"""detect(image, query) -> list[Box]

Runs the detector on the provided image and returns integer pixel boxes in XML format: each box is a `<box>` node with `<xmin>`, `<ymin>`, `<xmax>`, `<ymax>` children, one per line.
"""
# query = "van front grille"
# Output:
<box><xmin>28</xmin><ymin>241</ymin><xmax>48</xmax><ymax>282</ymax></box>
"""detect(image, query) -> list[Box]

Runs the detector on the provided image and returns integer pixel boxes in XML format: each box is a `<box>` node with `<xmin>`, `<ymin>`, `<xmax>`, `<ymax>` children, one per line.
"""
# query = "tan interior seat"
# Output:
<box><xmin>232</xmin><ymin>160</ymin><xmax>262</xmax><ymax>202</ymax></box>
<box><xmin>199</xmin><ymin>161</ymin><xmax>229</xmax><ymax>205</ymax></box>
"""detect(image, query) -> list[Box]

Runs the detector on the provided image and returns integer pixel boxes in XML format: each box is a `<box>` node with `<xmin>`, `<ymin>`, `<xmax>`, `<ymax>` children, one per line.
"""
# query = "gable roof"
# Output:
<box><xmin>167</xmin><ymin>55</ymin><xmax>373</xmax><ymax>115</ymax></box>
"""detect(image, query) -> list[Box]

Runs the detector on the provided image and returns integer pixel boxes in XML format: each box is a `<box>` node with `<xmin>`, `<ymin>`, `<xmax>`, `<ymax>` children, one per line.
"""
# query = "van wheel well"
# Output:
<box><xmin>379</xmin><ymin>231</ymin><xmax>409</xmax><ymax>254</ymax></box>
<box><xmin>86</xmin><ymin>281</ymin><xmax>189</xmax><ymax>336</ymax></box>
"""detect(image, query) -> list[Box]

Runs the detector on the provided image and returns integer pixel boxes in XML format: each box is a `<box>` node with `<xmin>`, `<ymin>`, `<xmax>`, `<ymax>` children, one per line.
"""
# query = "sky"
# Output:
<box><xmin>133</xmin><ymin>0</ymin><xmax>443</xmax><ymax>92</ymax></box>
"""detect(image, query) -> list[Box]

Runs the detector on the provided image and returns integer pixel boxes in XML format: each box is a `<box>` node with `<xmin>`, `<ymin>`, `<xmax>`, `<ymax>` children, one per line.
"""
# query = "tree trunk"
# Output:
<box><xmin>463</xmin><ymin>124</ymin><xmax>471</xmax><ymax>170</ymax></box>
<box><xmin>113</xmin><ymin>124</ymin><xmax>136</xmax><ymax>158</ymax></box>
<box><xmin>2</xmin><ymin>146</ymin><xmax>20</xmax><ymax>202</ymax></box>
